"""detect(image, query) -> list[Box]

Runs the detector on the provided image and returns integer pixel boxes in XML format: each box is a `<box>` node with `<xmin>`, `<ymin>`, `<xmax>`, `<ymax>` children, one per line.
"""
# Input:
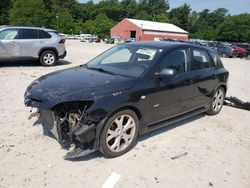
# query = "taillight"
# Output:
<box><xmin>59</xmin><ymin>38</ymin><xmax>65</xmax><ymax>44</ymax></box>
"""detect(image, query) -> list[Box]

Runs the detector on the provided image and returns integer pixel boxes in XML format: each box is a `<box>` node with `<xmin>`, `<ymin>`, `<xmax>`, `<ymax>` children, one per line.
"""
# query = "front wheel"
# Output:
<box><xmin>39</xmin><ymin>51</ymin><xmax>57</xmax><ymax>66</ymax></box>
<box><xmin>207</xmin><ymin>87</ymin><xmax>225</xmax><ymax>115</ymax></box>
<box><xmin>100</xmin><ymin>110</ymin><xmax>139</xmax><ymax>158</ymax></box>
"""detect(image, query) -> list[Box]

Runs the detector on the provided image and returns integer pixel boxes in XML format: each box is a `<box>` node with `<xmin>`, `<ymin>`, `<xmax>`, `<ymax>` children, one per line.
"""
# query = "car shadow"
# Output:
<box><xmin>68</xmin><ymin>113</ymin><xmax>205</xmax><ymax>162</ymax></box>
<box><xmin>0</xmin><ymin>59</ymin><xmax>72</xmax><ymax>67</ymax></box>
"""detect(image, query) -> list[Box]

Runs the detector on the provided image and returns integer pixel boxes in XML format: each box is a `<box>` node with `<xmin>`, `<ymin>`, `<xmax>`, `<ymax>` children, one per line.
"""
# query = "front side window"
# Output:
<box><xmin>191</xmin><ymin>48</ymin><xmax>211</xmax><ymax>70</ymax></box>
<box><xmin>0</xmin><ymin>29</ymin><xmax>18</xmax><ymax>40</ymax></box>
<box><xmin>159</xmin><ymin>49</ymin><xmax>188</xmax><ymax>73</ymax></box>
<box><xmin>87</xmin><ymin>45</ymin><xmax>163</xmax><ymax>78</ymax></box>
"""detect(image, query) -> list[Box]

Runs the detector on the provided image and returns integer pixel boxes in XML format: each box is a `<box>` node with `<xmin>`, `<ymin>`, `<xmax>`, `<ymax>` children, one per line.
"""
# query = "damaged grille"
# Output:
<box><xmin>40</xmin><ymin>101</ymin><xmax>94</xmax><ymax>146</ymax></box>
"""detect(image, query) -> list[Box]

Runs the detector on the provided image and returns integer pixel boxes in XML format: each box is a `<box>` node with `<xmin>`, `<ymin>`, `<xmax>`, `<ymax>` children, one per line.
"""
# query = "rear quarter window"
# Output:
<box><xmin>39</xmin><ymin>30</ymin><xmax>51</xmax><ymax>39</ymax></box>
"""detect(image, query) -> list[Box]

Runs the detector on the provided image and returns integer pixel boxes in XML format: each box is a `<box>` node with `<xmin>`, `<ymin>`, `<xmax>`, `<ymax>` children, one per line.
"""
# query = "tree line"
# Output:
<box><xmin>0</xmin><ymin>0</ymin><xmax>250</xmax><ymax>42</ymax></box>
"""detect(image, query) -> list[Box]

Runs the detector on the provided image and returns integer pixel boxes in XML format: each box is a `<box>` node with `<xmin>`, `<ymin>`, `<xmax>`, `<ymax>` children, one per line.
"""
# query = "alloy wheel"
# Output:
<box><xmin>106</xmin><ymin>114</ymin><xmax>136</xmax><ymax>152</ymax></box>
<box><xmin>43</xmin><ymin>53</ymin><xmax>55</xmax><ymax>65</ymax></box>
<box><xmin>212</xmin><ymin>88</ymin><xmax>224</xmax><ymax>112</ymax></box>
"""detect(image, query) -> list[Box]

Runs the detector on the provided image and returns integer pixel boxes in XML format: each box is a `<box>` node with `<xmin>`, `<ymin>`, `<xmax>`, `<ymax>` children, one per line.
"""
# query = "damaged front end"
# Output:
<box><xmin>29</xmin><ymin>101</ymin><xmax>102</xmax><ymax>159</ymax></box>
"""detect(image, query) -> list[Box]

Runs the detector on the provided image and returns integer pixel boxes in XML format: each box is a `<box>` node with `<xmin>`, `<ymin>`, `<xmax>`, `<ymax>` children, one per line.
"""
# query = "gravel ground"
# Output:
<box><xmin>0</xmin><ymin>40</ymin><xmax>250</xmax><ymax>188</ymax></box>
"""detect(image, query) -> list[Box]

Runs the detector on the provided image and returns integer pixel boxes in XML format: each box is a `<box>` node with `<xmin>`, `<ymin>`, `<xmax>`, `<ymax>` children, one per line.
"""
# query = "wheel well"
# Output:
<box><xmin>39</xmin><ymin>48</ymin><xmax>58</xmax><ymax>58</ymax></box>
<box><xmin>218</xmin><ymin>84</ymin><xmax>227</xmax><ymax>93</ymax></box>
<box><xmin>110</xmin><ymin>106</ymin><xmax>142</xmax><ymax>122</ymax></box>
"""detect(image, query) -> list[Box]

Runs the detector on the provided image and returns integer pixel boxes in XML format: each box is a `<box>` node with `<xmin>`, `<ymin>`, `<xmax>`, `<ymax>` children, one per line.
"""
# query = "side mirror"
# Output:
<box><xmin>155</xmin><ymin>68</ymin><xmax>177</xmax><ymax>79</ymax></box>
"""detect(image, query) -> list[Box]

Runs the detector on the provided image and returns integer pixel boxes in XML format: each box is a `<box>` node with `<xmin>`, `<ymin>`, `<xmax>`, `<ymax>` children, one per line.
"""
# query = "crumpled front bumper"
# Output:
<box><xmin>37</xmin><ymin>109</ymin><xmax>99</xmax><ymax>159</ymax></box>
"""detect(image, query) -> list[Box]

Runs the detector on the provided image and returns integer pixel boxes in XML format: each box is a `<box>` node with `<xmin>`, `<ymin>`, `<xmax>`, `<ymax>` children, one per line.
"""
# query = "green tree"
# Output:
<box><xmin>121</xmin><ymin>0</ymin><xmax>138</xmax><ymax>18</ymax></box>
<box><xmin>136</xmin><ymin>10</ymin><xmax>152</xmax><ymax>20</ymax></box>
<box><xmin>188</xmin><ymin>8</ymin><xmax>229</xmax><ymax>40</ymax></box>
<box><xmin>95</xmin><ymin>0</ymin><xmax>124</xmax><ymax>21</ymax></box>
<box><xmin>137</xmin><ymin>0</ymin><xmax>169</xmax><ymax>20</ymax></box>
<box><xmin>0</xmin><ymin>0</ymin><xmax>11</xmax><ymax>25</ymax></box>
<box><xmin>155</xmin><ymin>13</ymin><xmax>169</xmax><ymax>23</ymax></box>
<box><xmin>9</xmin><ymin>0</ymin><xmax>48</xmax><ymax>27</ymax></box>
<box><xmin>217</xmin><ymin>14</ymin><xmax>250</xmax><ymax>42</ymax></box>
<box><xmin>48</xmin><ymin>5</ymin><xmax>75</xmax><ymax>34</ymax></box>
<box><xmin>81</xmin><ymin>13</ymin><xmax>116</xmax><ymax>38</ymax></box>
<box><xmin>169</xmin><ymin>3</ymin><xmax>191</xmax><ymax>31</ymax></box>
<box><xmin>95</xmin><ymin>13</ymin><xmax>116</xmax><ymax>38</ymax></box>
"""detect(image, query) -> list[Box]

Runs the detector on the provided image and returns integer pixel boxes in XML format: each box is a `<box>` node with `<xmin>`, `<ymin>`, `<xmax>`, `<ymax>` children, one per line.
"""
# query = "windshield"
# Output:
<box><xmin>87</xmin><ymin>45</ymin><xmax>163</xmax><ymax>78</ymax></box>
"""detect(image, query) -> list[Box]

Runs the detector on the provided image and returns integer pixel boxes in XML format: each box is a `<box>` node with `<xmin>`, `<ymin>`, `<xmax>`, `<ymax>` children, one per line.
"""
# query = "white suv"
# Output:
<box><xmin>0</xmin><ymin>26</ymin><xmax>66</xmax><ymax>66</ymax></box>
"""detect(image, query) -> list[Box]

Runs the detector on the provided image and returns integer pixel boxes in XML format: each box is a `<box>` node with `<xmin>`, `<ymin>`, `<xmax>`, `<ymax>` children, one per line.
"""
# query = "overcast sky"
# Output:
<box><xmin>78</xmin><ymin>0</ymin><xmax>250</xmax><ymax>15</ymax></box>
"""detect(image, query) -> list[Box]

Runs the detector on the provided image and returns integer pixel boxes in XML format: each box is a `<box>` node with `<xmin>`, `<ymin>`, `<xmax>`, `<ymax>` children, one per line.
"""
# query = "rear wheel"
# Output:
<box><xmin>100</xmin><ymin>110</ymin><xmax>139</xmax><ymax>157</ymax></box>
<box><xmin>40</xmin><ymin>51</ymin><xmax>57</xmax><ymax>66</ymax></box>
<box><xmin>207</xmin><ymin>87</ymin><xmax>225</xmax><ymax>115</ymax></box>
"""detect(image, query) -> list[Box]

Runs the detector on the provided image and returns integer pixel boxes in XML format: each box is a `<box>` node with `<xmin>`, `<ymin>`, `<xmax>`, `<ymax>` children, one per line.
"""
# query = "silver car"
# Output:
<box><xmin>0</xmin><ymin>26</ymin><xmax>66</xmax><ymax>66</ymax></box>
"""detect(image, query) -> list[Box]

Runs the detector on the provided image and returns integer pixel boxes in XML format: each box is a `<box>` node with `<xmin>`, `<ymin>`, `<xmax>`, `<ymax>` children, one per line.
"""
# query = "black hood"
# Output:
<box><xmin>25</xmin><ymin>66</ymin><xmax>134</xmax><ymax>108</ymax></box>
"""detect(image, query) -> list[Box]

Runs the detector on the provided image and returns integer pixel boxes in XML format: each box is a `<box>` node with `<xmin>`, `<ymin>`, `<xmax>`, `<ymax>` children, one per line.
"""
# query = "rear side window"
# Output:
<box><xmin>19</xmin><ymin>29</ymin><xmax>39</xmax><ymax>39</ymax></box>
<box><xmin>191</xmin><ymin>49</ymin><xmax>211</xmax><ymax>70</ymax></box>
<box><xmin>159</xmin><ymin>48</ymin><xmax>188</xmax><ymax>73</ymax></box>
<box><xmin>0</xmin><ymin>29</ymin><xmax>18</xmax><ymax>40</ymax></box>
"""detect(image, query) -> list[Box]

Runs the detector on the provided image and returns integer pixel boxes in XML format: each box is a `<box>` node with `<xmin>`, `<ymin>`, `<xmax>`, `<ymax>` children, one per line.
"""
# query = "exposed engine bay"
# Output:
<box><xmin>29</xmin><ymin>101</ymin><xmax>101</xmax><ymax>159</ymax></box>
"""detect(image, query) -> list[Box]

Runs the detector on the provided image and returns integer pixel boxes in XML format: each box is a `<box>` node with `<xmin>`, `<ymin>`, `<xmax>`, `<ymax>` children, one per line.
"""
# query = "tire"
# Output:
<box><xmin>39</xmin><ymin>50</ymin><xmax>57</xmax><ymax>66</ymax></box>
<box><xmin>100</xmin><ymin>109</ymin><xmax>139</xmax><ymax>158</ymax></box>
<box><xmin>221</xmin><ymin>53</ymin><xmax>228</xmax><ymax>58</ymax></box>
<box><xmin>207</xmin><ymin>87</ymin><xmax>225</xmax><ymax>115</ymax></box>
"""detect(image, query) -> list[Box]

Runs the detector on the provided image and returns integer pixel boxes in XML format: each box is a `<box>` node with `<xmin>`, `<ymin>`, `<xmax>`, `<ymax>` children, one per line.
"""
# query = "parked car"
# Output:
<box><xmin>235</xmin><ymin>43</ymin><xmax>250</xmax><ymax>58</ymax></box>
<box><xmin>125</xmin><ymin>38</ymin><xmax>137</xmax><ymax>43</ymax></box>
<box><xmin>232</xmin><ymin>45</ymin><xmax>247</xmax><ymax>58</ymax></box>
<box><xmin>105</xmin><ymin>38</ymin><xmax>115</xmax><ymax>44</ymax></box>
<box><xmin>24</xmin><ymin>42</ymin><xmax>229</xmax><ymax>158</ymax></box>
<box><xmin>216</xmin><ymin>45</ymin><xmax>238</xmax><ymax>58</ymax></box>
<box><xmin>0</xmin><ymin>26</ymin><xmax>66</xmax><ymax>66</ymax></box>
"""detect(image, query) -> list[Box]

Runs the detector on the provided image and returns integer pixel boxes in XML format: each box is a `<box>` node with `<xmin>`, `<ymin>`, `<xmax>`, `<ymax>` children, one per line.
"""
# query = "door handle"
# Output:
<box><xmin>10</xmin><ymin>42</ymin><xmax>18</xmax><ymax>46</ymax></box>
<box><xmin>184</xmin><ymin>79</ymin><xmax>194</xmax><ymax>85</ymax></box>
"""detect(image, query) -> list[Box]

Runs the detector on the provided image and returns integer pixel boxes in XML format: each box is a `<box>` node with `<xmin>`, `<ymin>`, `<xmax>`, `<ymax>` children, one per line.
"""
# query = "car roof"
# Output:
<box><xmin>0</xmin><ymin>25</ymin><xmax>57</xmax><ymax>32</ymax></box>
<box><xmin>126</xmin><ymin>41</ymin><xmax>214</xmax><ymax>52</ymax></box>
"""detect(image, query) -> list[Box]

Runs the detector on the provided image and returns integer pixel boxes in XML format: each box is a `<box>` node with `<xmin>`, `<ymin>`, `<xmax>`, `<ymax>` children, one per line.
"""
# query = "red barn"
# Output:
<box><xmin>111</xmin><ymin>18</ymin><xmax>188</xmax><ymax>41</ymax></box>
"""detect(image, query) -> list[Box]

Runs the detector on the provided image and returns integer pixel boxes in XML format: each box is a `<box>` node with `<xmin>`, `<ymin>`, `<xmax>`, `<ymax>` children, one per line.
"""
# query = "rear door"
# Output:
<box><xmin>190</xmin><ymin>47</ymin><xmax>218</xmax><ymax>108</ymax></box>
<box><xmin>0</xmin><ymin>28</ymin><xmax>20</xmax><ymax>60</ymax></box>
<box><xmin>18</xmin><ymin>29</ymin><xmax>50</xmax><ymax>59</ymax></box>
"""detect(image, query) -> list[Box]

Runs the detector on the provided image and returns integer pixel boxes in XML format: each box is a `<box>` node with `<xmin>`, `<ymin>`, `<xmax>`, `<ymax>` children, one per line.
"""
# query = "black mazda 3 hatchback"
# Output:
<box><xmin>24</xmin><ymin>42</ymin><xmax>229</xmax><ymax>159</ymax></box>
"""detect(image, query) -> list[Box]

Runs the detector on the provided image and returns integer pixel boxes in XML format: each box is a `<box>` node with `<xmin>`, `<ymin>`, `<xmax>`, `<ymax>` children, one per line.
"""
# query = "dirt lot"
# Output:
<box><xmin>0</xmin><ymin>40</ymin><xmax>250</xmax><ymax>188</ymax></box>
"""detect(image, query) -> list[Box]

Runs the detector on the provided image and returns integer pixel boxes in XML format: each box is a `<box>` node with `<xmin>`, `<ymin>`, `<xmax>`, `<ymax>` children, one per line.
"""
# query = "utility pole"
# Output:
<box><xmin>56</xmin><ymin>14</ymin><xmax>59</xmax><ymax>31</ymax></box>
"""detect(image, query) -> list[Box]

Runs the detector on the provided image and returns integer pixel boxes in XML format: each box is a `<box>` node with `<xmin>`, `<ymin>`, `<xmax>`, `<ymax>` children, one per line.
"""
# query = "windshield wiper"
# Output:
<box><xmin>87</xmin><ymin>66</ymin><xmax>117</xmax><ymax>76</ymax></box>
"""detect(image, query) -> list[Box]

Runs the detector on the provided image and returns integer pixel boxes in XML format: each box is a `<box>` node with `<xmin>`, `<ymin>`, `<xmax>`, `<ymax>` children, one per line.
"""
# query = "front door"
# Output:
<box><xmin>144</xmin><ymin>47</ymin><xmax>195</xmax><ymax>125</ymax></box>
<box><xmin>0</xmin><ymin>28</ymin><xmax>20</xmax><ymax>60</ymax></box>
